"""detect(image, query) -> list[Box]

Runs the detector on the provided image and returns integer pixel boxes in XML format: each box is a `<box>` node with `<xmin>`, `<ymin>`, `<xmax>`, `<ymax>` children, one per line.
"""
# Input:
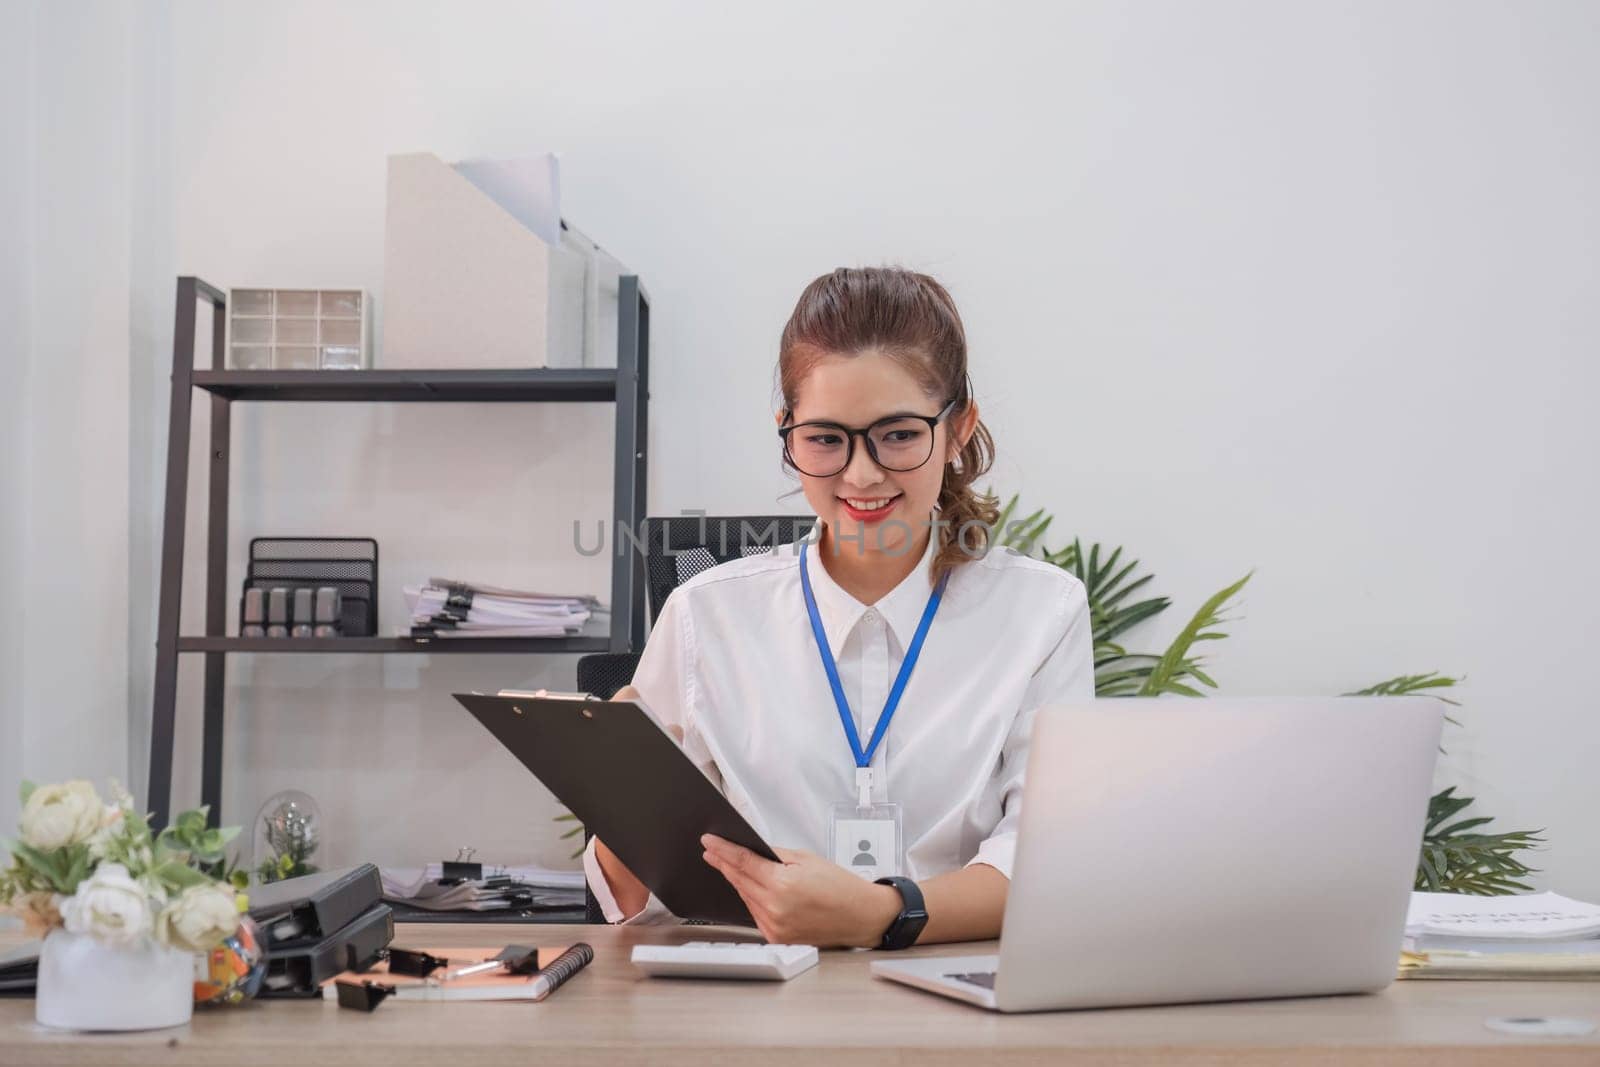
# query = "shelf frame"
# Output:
<box><xmin>190</xmin><ymin>367</ymin><xmax>621</xmax><ymax>403</ymax></box>
<box><xmin>175</xmin><ymin>635</ymin><xmax>615</xmax><ymax>654</ymax></box>
<box><xmin>147</xmin><ymin>276</ymin><xmax>650</xmax><ymax>829</ymax></box>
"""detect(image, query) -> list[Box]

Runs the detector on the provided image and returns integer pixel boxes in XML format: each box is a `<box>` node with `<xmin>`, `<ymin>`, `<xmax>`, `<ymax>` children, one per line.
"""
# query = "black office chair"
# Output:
<box><xmin>577</xmin><ymin>514</ymin><xmax>817</xmax><ymax>921</ymax></box>
<box><xmin>576</xmin><ymin>514</ymin><xmax>819</xmax><ymax>698</ymax></box>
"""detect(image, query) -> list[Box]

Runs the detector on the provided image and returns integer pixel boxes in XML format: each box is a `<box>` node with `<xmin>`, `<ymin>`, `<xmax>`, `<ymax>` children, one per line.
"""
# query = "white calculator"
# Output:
<box><xmin>630</xmin><ymin>941</ymin><xmax>819</xmax><ymax>981</ymax></box>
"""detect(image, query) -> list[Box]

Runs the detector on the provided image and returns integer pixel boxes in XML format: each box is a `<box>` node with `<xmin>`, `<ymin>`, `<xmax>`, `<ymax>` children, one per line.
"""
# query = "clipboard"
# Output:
<box><xmin>454</xmin><ymin>692</ymin><xmax>778</xmax><ymax>926</ymax></box>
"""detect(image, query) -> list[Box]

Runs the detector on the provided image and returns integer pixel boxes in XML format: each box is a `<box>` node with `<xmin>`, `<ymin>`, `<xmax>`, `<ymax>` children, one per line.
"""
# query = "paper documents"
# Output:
<box><xmin>381</xmin><ymin>863</ymin><xmax>585</xmax><ymax>912</ymax></box>
<box><xmin>1405</xmin><ymin>891</ymin><xmax>1600</xmax><ymax>941</ymax></box>
<box><xmin>1398</xmin><ymin>890</ymin><xmax>1600</xmax><ymax>980</ymax></box>
<box><xmin>405</xmin><ymin>578</ymin><xmax>601</xmax><ymax>639</ymax></box>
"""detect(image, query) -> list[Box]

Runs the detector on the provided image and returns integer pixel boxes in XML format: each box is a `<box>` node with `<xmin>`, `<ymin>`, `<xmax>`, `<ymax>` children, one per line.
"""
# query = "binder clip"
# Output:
<box><xmin>383</xmin><ymin>948</ymin><xmax>451</xmax><ymax>978</ymax></box>
<box><xmin>335</xmin><ymin>979</ymin><xmax>395</xmax><ymax>1012</ymax></box>
<box><xmin>440</xmin><ymin>846</ymin><xmax>483</xmax><ymax>885</ymax></box>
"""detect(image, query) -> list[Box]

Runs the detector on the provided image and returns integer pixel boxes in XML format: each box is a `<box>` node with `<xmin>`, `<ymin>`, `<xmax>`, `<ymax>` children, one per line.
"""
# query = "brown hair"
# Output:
<box><xmin>777</xmin><ymin>266</ymin><xmax>999</xmax><ymax>584</ymax></box>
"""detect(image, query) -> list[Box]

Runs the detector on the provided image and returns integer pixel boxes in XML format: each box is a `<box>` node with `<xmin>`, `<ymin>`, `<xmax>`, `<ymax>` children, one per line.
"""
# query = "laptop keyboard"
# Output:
<box><xmin>946</xmin><ymin>971</ymin><xmax>997</xmax><ymax>989</ymax></box>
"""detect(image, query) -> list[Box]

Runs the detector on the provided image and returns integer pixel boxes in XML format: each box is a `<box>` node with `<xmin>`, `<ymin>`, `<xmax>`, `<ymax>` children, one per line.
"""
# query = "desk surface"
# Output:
<box><xmin>3</xmin><ymin>923</ymin><xmax>1598</xmax><ymax>1066</ymax></box>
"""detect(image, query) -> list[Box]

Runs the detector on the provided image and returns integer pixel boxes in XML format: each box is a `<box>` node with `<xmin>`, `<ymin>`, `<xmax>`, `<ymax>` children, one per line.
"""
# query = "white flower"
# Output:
<box><xmin>154</xmin><ymin>883</ymin><xmax>239</xmax><ymax>953</ymax></box>
<box><xmin>59</xmin><ymin>863</ymin><xmax>152</xmax><ymax>948</ymax></box>
<box><xmin>19</xmin><ymin>780</ymin><xmax>104</xmax><ymax>850</ymax></box>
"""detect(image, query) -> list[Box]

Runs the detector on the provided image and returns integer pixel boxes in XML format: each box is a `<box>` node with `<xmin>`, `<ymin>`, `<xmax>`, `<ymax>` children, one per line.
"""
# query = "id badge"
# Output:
<box><xmin>829</xmin><ymin>800</ymin><xmax>903</xmax><ymax>881</ymax></box>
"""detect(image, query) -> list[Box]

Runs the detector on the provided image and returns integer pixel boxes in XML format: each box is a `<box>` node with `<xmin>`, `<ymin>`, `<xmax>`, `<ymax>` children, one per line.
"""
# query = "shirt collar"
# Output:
<box><xmin>802</xmin><ymin>525</ymin><xmax>942</xmax><ymax>658</ymax></box>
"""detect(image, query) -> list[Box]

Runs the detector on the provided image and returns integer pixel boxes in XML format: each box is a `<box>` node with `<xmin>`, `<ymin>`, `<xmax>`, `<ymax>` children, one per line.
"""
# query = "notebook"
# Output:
<box><xmin>322</xmin><ymin>945</ymin><xmax>578</xmax><ymax>1001</ymax></box>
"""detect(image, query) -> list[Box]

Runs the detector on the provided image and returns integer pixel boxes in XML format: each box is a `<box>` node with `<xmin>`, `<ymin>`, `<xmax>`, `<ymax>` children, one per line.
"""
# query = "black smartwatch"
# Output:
<box><xmin>873</xmin><ymin>876</ymin><xmax>928</xmax><ymax>950</ymax></box>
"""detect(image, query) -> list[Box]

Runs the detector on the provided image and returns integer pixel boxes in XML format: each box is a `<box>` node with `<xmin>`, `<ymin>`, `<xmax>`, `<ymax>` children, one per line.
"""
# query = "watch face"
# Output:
<box><xmin>886</xmin><ymin>909</ymin><xmax>928</xmax><ymax>949</ymax></box>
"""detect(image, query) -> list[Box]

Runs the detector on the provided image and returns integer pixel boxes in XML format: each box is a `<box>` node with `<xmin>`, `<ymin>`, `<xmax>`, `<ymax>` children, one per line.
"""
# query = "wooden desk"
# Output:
<box><xmin>3</xmin><ymin>923</ymin><xmax>1597</xmax><ymax>1065</ymax></box>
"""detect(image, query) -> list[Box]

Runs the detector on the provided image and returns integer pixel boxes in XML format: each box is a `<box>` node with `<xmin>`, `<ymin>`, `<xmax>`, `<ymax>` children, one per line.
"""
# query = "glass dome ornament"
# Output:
<box><xmin>252</xmin><ymin>790</ymin><xmax>322</xmax><ymax>884</ymax></box>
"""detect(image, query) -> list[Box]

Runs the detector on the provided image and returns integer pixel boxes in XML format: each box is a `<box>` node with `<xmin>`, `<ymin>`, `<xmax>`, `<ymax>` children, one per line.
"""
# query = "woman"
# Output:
<box><xmin>586</xmin><ymin>267</ymin><xmax>1093</xmax><ymax>948</ymax></box>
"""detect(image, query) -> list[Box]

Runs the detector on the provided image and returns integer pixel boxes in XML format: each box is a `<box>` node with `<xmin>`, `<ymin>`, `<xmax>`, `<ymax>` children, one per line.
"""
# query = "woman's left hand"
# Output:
<box><xmin>701</xmin><ymin>835</ymin><xmax>902</xmax><ymax>947</ymax></box>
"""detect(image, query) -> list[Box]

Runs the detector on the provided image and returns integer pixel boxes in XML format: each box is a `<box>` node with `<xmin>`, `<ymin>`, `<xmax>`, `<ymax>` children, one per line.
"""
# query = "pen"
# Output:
<box><xmin>440</xmin><ymin>958</ymin><xmax>509</xmax><ymax>981</ymax></box>
<box><xmin>529</xmin><ymin>943</ymin><xmax>594</xmax><ymax>1001</ymax></box>
<box><xmin>439</xmin><ymin>944</ymin><xmax>542</xmax><ymax>981</ymax></box>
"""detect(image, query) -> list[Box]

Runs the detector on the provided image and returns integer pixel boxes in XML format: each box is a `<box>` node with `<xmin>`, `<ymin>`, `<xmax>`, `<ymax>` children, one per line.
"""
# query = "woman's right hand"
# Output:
<box><xmin>589</xmin><ymin>684</ymin><xmax>665</xmax><ymax>920</ymax></box>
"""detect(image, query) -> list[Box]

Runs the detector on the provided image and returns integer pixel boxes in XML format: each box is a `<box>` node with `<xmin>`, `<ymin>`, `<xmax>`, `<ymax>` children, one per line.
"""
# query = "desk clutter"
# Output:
<box><xmin>331</xmin><ymin>943</ymin><xmax>594</xmax><ymax>1008</ymax></box>
<box><xmin>247</xmin><ymin>864</ymin><xmax>393</xmax><ymax>997</ymax></box>
<box><xmin>240</xmin><ymin>536</ymin><xmax>378</xmax><ymax>638</ymax></box>
<box><xmin>234</xmin><ymin>538</ymin><xmax>605</xmax><ymax>642</ymax></box>
<box><xmin>234</xmin><ymin>863</ymin><xmax>593</xmax><ymax>1007</ymax></box>
<box><xmin>1400</xmin><ymin>890</ymin><xmax>1600</xmax><ymax>980</ymax></box>
<box><xmin>404</xmin><ymin>578</ymin><xmax>601</xmax><ymax>639</ymax></box>
<box><xmin>380</xmin><ymin>861</ymin><xmax>586</xmax><ymax>912</ymax></box>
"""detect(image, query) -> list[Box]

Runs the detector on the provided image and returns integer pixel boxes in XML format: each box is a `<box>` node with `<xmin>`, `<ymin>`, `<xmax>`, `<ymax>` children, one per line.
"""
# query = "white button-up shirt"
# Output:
<box><xmin>583</xmin><ymin>530</ymin><xmax>1094</xmax><ymax>922</ymax></box>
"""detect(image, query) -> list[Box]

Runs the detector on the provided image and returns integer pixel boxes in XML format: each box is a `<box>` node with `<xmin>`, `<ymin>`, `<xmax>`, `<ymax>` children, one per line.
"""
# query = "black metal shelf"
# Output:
<box><xmin>191</xmin><ymin>368</ymin><xmax>619</xmax><ymax>403</ymax></box>
<box><xmin>147</xmin><ymin>275</ymin><xmax>650</xmax><ymax>830</ymax></box>
<box><xmin>177</xmin><ymin>635</ymin><xmax>613</xmax><ymax>654</ymax></box>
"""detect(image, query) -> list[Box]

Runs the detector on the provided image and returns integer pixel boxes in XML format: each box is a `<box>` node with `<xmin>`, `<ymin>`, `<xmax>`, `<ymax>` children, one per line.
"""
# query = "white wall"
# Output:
<box><xmin>126</xmin><ymin>0</ymin><xmax>176</xmax><ymax>827</ymax></box>
<box><xmin>0</xmin><ymin>1</ymin><xmax>138</xmax><ymax>837</ymax></box>
<box><xmin>16</xmin><ymin>0</ymin><xmax>1600</xmax><ymax>894</ymax></box>
<box><xmin>0</xmin><ymin>0</ymin><xmax>35</xmax><ymax>839</ymax></box>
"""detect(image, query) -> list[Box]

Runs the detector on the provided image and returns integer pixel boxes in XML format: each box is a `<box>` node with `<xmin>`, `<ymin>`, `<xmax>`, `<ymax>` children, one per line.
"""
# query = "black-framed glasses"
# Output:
<box><xmin>778</xmin><ymin>398</ymin><xmax>959</xmax><ymax>478</ymax></box>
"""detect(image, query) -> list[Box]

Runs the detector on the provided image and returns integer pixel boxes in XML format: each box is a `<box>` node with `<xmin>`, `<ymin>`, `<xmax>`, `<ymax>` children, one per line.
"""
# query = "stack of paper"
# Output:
<box><xmin>405</xmin><ymin>578</ymin><xmax>601</xmax><ymax>639</ymax></box>
<box><xmin>1406</xmin><ymin>891</ymin><xmax>1600</xmax><ymax>940</ymax></box>
<box><xmin>381</xmin><ymin>863</ymin><xmax>586</xmax><ymax>912</ymax></box>
<box><xmin>1399</xmin><ymin>891</ymin><xmax>1600</xmax><ymax>980</ymax></box>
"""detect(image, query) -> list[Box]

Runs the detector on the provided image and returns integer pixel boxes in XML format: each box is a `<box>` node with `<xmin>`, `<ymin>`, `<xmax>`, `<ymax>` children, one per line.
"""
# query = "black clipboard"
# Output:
<box><xmin>454</xmin><ymin>692</ymin><xmax>778</xmax><ymax>927</ymax></box>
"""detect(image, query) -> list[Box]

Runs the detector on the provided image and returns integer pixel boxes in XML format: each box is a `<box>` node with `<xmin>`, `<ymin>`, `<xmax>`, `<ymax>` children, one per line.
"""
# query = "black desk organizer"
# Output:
<box><xmin>242</xmin><ymin>537</ymin><xmax>378</xmax><ymax>637</ymax></box>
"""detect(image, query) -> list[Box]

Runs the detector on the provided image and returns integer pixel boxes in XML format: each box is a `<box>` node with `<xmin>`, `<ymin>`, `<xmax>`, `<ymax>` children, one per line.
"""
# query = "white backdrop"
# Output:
<box><xmin>4</xmin><ymin>0</ymin><xmax>1597</xmax><ymax>897</ymax></box>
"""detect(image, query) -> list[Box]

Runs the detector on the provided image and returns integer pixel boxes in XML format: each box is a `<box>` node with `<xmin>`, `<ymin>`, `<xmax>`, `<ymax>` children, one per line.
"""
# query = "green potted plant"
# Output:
<box><xmin>994</xmin><ymin>495</ymin><xmax>1543</xmax><ymax>893</ymax></box>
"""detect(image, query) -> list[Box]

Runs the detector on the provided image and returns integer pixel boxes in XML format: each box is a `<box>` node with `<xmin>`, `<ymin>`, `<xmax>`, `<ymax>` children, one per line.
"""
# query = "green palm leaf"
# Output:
<box><xmin>1412</xmin><ymin>787</ymin><xmax>1543</xmax><ymax>894</ymax></box>
<box><xmin>1345</xmin><ymin>672</ymin><xmax>1462</xmax><ymax>726</ymax></box>
<box><xmin>994</xmin><ymin>494</ymin><xmax>1054</xmax><ymax>557</ymax></box>
<box><xmin>1136</xmin><ymin>573</ymin><xmax>1252</xmax><ymax>697</ymax></box>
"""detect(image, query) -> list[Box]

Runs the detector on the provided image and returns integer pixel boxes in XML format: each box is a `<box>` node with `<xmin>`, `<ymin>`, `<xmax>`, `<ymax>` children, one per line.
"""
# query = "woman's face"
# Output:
<box><xmin>782</xmin><ymin>350</ymin><xmax>973</xmax><ymax>559</ymax></box>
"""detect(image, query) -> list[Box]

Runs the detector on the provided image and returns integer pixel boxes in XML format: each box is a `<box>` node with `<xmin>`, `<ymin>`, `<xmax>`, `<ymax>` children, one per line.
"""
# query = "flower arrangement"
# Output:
<box><xmin>0</xmin><ymin>780</ymin><xmax>243</xmax><ymax>954</ymax></box>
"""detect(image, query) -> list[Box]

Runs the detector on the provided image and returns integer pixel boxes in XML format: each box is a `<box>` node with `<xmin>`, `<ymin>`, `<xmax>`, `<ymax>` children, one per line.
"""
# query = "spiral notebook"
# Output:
<box><xmin>321</xmin><ymin>945</ymin><xmax>581</xmax><ymax>1001</ymax></box>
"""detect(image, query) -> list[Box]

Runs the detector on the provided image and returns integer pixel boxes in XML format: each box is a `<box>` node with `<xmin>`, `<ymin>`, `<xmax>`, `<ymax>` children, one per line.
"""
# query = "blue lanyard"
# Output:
<box><xmin>800</xmin><ymin>543</ymin><xmax>948</xmax><ymax>778</ymax></box>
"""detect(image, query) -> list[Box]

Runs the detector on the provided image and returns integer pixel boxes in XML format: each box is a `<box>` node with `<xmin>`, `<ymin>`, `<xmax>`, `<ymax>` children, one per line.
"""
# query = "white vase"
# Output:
<box><xmin>36</xmin><ymin>928</ymin><xmax>195</xmax><ymax>1031</ymax></box>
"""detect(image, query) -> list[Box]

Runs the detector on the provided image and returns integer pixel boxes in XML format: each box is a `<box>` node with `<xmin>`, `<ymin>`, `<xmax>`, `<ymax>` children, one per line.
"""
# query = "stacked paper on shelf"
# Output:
<box><xmin>405</xmin><ymin>578</ymin><xmax>602</xmax><ymax>638</ymax></box>
<box><xmin>1398</xmin><ymin>891</ymin><xmax>1600</xmax><ymax>980</ymax></box>
<box><xmin>381</xmin><ymin>863</ymin><xmax>586</xmax><ymax>912</ymax></box>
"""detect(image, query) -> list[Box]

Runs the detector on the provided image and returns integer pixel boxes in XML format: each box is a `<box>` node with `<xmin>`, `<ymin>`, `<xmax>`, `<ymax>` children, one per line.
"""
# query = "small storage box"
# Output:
<box><xmin>226</xmin><ymin>288</ymin><xmax>372</xmax><ymax>371</ymax></box>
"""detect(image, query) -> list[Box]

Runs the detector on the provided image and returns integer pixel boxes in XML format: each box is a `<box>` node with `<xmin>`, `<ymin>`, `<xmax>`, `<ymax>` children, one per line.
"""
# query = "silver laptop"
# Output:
<box><xmin>871</xmin><ymin>697</ymin><xmax>1443</xmax><ymax>1012</ymax></box>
